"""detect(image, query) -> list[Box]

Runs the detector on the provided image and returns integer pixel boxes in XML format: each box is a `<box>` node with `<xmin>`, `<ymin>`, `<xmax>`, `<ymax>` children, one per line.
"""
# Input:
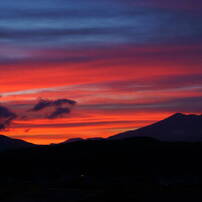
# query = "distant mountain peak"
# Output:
<box><xmin>109</xmin><ymin>113</ymin><xmax>202</xmax><ymax>142</ymax></box>
<box><xmin>169</xmin><ymin>113</ymin><xmax>185</xmax><ymax>118</ymax></box>
<box><xmin>162</xmin><ymin>113</ymin><xmax>186</xmax><ymax>122</ymax></box>
<box><xmin>168</xmin><ymin>113</ymin><xmax>201</xmax><ymax>119</ymax></box>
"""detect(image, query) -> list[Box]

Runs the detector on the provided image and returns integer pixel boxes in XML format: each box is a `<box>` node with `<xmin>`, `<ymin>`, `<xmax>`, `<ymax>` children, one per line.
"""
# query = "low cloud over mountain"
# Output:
<box><xmin>0</xmin><ymin>98</ymin><xmax>77</xmax><ymax>130</ymax></box>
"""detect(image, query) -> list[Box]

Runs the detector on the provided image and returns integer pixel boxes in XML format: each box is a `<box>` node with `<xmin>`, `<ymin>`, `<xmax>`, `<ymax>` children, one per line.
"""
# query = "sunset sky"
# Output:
<box><xmin>0</xmin><ymin>0</ymin><xmax>202</xmax><ymax>144</ymax></box>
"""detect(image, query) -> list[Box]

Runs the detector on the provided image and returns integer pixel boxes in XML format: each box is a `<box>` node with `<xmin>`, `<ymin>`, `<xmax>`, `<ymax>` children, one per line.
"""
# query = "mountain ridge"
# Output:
<box><xmin>109</xmin><ymin>113</ymin><xmax>202</xmax><ymax>141</ymax></box>
<box><xmin>0</xmin><ymin>134</ymin><xmax>35</xmax><ymax>151</ymax></box>
<box><xmin>1</xmin><ymin>113</ymin><xmax>202</xmax><ymax>151</ymax></box>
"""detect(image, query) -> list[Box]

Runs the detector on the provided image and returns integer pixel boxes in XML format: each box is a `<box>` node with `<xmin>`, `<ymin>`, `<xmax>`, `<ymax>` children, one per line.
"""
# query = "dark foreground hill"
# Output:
<box><xmin>0</xmin><ymin>134</ymin><xmax>35</xmax><ymax>151</ymax></box>
<box><xmin>110</xmin><ymin>113</ymin><xmax>202</xmax><ymax>141</ymax></box>
<box><xmin>0</xmin><ymin>138</ymin><xmax>202</xmax><ymax>201</ymax></box>
<box><xmin>1</xmin><ymin>113</ymin><xmax>202</xmax><ymax>201</ymax></box>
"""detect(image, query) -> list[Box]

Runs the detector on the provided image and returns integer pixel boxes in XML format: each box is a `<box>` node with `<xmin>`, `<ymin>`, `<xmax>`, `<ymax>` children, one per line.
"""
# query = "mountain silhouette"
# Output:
<box><xmin>62</xmin><ymin>137</ymin><xmax>104</xmax><ymax>144</ymax></box>
<box><xmin>109</xmin><ymin>113</ymin><xmax>202</xmax><ymax>141</ymax></box>
<box><xmin>62</xmin><ymin>137</ymin><xmax>84</xmax><ymax>143</ymax></box>
<box><xmin>1</xmin><ymin>112</ymin><xmax>202</xmax><ymax>152</ymax></box>
<box><xmin>0</xmin><ymin>135</ymin><xmax>35</xmax><ymax>151</ymax></box>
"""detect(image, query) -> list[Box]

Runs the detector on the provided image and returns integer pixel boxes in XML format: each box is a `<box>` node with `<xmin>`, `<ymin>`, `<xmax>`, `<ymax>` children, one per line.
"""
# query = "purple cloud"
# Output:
<box><xmin>0</xmin><ymin>105</ymin><xmax>17</xmax><ymax>130</ymax></box>
<box><xmin>31</xmin><ymin>98</ymin><xmax>77</xmax><ymax>119</ymax></box>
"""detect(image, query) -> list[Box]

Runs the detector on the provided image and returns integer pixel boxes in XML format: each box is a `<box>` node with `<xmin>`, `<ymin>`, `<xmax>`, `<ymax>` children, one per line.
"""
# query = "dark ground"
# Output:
<box><xmin>0</xmin><ymin>137</ymin><xmax>202</xmax><ymax>201</ymax></box>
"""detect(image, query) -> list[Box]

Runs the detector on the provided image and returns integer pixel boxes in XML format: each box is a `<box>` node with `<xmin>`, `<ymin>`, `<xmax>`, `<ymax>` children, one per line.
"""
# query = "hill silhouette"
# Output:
<box><xmin>109</xmin><ymin>113</ymin><xmax>202</xmax><ymax>141</ymax></box>
<box><xmin>0</xmin><ymin>134</ymin><xmax>35</xmax><ymax>151</ymax></box>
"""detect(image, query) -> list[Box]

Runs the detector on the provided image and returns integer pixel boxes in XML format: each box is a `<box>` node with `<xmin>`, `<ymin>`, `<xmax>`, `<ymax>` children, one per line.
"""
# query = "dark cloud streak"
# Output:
<box><xmin>48</xmin><ymin>107</ymin><xmax>71</xmax><ymax>119</ymax></box>
<box><xmin>31</xmin><ymin>98</ymin><xmax>77</xmax><ymax>111</ymax></box>
<box><xmin>31</xmin><ymin>98</ymin><xmax>77</xmax><ymax>120</ymax></box>
<box><xmin>0</xmin><ymin>106</ymin><xmax>17</xmax><ymax>130</ymax></box>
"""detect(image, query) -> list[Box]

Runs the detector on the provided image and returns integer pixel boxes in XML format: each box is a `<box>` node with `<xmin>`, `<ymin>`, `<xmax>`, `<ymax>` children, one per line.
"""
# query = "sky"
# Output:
<box><xmin>0</xmin><ymin>0</ymin><xmax>202</xmax><ymax>144</ymax></box>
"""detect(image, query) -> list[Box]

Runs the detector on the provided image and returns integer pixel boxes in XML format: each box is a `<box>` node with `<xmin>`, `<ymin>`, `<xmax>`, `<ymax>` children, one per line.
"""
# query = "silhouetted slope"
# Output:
<box><xmin>62</xmin><ymin>137</ymin><xmax>104</xmax><ymax>144</ymax></box>
<box><xmin>109</xmin><ymin>113</ymin><xmax>202</xmax><ymax>141</ymax></box>
<box><xmin>0</xmin><ymin>135</ymin><xmax>35</xmax><ymax>151</ymax></box>
<box><xmin>61</xmin><ymin>138</ymin><xmax>84</xmax><ymax>144</ymax></box>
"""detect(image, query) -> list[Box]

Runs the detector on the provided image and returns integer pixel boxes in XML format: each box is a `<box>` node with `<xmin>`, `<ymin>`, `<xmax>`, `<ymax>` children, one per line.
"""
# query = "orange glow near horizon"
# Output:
<box><xmin>4</xmin><ymin>112</ymin><xmax>171</xmax><ymax>144</ymax></box>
